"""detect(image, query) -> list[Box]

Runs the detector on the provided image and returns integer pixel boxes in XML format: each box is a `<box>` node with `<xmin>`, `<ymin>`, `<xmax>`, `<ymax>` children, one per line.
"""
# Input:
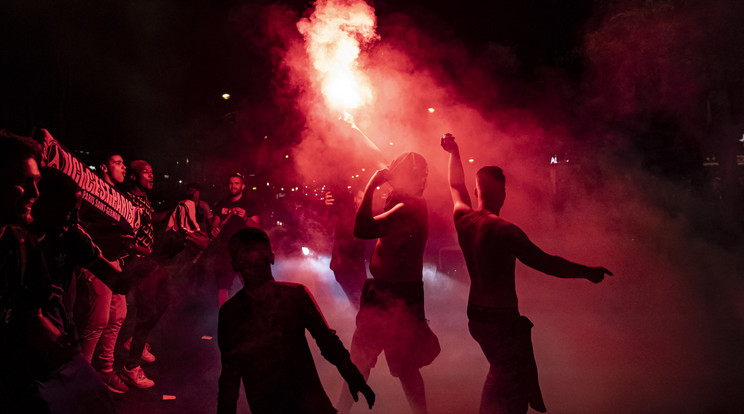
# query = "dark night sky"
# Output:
<box><xmin>1</xmin><ymin>0</ymin><xmax>743</xmax><ymax>207</ymax></box>
<box><xmin>0</xmin><ymin>0</ymin><xmax>594</xmax><ymax>161</ymax></box>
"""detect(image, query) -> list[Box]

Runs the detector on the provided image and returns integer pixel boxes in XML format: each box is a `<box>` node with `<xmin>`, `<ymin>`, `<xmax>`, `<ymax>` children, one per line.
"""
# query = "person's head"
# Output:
<box><xmin>186</xmin><ymin>183</ymin><xmax>200</xmax><ymax>202</ymax></box>
<box><xmin>0</xmin><ymin>133</ymin><xmax>42</xmax><ymax>226</ymax></box>
<box><xmin>99</xmin><ymin>154</ymin><xmax>126</xmax><ymax>185</ymax></box>
<box><xmin>228</xmin><ymin>227</ymin><xmax>274</xmax><ymax>287</ymax></box>
<box><xmin>32</xmin><ymin>168</ymin><xmax>82</xmax><ymax>233</ymax></box>
<box><xmin>227</xmin><ymin>173</ymin><xmax>245</xmax><ymax>197</ymax></box>
<box><xmin>128</xmin><ymin>160</ymin><xmax>154</xmax><ymax>192</ymax></box>
<box><xmin>387</xmin><ymin>152</ymin><xmax>428</xmax><ymax>196</ymax></box>
<box><xmin>475</xmin><ymin>166</ymin><xmax>506</xmax><ymax>213</ymax></box>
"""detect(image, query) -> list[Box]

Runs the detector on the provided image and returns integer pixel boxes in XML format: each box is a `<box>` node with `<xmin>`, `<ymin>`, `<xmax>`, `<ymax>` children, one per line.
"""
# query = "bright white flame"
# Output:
<box><xmin>301</xmin><ymin>247</ymin><xmax>311</xmax><ymax>256</ymax></box>
<box><xmin>222</xmin><ymin>93</ymin><xmax>231</xmax><ymax>100</ymax></box>
<box><xmin>297</xmin><ymin>0</ymin><xmax>379</xmax><ymax>112</ymax></box>
<box><xmin>428</xmin><ymin>107</ymin><xmax>435</xmax><ymax>113</ymax></box>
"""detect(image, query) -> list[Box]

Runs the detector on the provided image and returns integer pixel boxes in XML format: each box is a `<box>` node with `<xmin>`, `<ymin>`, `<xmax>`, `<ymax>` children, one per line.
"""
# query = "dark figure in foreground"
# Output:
<box><xmin>339</xmin><ymin>152</ymin><xmax>440</xmax><ymax>414</ymax></box>
<box><xmin>441</xmin><ymin>134</ymin><xmax>612</xmax><ymax>414</ymax></box>
<box><xmin>217</xmin><ymin>228</ymin><xmax>374</xmax><ymax>414</ymax></box>
<box><xmin>0</xmin><ymin>134</ymin><xmax>114</xmax><ymax>413</ymax></box>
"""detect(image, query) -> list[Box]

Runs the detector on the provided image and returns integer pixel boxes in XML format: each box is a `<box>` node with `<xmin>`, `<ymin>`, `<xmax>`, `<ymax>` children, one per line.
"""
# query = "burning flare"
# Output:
<box><xmin>297</xmin><ymin>0</ymin><xmax>378</xmax><ymax>113</ymax></box>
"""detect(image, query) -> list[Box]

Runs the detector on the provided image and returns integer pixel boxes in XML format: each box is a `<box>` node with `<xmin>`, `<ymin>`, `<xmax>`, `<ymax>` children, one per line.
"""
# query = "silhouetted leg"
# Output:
<box><xmin>398</xmin><ymin>368</ymin><xmax>427</xmax><ymax>414</ymax></box>
<box><xmin>470</xmin><ymin>320</ymin><xmax>529</xmax><ymax>414</ymax></box>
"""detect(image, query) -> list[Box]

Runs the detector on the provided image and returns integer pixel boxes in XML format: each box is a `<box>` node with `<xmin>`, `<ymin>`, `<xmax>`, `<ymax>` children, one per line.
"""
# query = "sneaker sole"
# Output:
<box><xmin>122</xmin><ymin>375</ymin><xmax>155</xmax><ymax>389</ymax></box>
<box><xmin>105</xmin><ymin>384</ymin><xmax>128</xmax><ymax>394</ymax></box>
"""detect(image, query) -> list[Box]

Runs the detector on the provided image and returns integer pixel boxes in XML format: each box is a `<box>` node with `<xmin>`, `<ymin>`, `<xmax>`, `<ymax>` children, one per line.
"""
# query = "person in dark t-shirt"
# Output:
<box><xmin>217</xmin><ymin>227</ymin><xmax>374</xmax><ymax>414</ymax></box>
<box><xmin>211</xmin><ymin>173</ymin><xmax>260</xmax><ymax>307</ymax></box>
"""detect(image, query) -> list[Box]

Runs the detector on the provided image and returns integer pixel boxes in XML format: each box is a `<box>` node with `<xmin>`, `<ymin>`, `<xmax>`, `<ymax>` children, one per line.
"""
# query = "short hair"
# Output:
<box><xmin>228</xmin><ymin>173</ymin><xmax>244</xmax><ymax>183</ymax></box>
<box><xmin>228</xmin><ymin>227</ymin><xmax>271</xmax><ymax>259</ymax></box>
<box><xmin>129</xmin><ymin>160</ymin><xmax>150</xmax><ymax>176</ymax></box>
<box><xmin>99</xmin><ymin>154</ymin><xmax>122</xmax><ymax>168</ymax></box>
<box><xmin>0</xmin><ymin>130</ymin><xmax>42</xmax><ymax>168</ymax></box>
<box><xmin>186</xmin><ymin>182</ymin><xmax>200</xmax><ymax>191</ymax></box>
<box><xmin>476</xmin><ymin>166</ymin><xmax>505</xmax><ymax>186</ymax></box>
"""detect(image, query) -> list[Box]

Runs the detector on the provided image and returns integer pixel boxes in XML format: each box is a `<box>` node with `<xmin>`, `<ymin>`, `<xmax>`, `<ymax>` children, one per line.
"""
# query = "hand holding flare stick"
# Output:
<box><xmin>340</xmin><ymin>112</ymin><xmax>387</xmax><ymax>168</ymax></box>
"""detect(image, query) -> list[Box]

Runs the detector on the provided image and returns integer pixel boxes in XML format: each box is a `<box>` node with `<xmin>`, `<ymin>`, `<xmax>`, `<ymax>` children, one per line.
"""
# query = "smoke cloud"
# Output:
<box><xmin>224</xmin><ymin>0</ymin><xmax>744</xmax><ymax>413</ymax></box>
<box><xmin>118</xmin><ymin>1</ymin><xmax>744</xmax><ymax>413</ymax></box>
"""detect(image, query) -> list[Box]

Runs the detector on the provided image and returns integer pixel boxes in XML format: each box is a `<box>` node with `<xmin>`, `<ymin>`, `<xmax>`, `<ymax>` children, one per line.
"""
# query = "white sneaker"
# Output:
<box><xmin>123</xmin><ymin>337</ymin><xmax>156</xmax><ymax>363</ymax></box>
<box><xmin>123</xmin><ymin>365</ymin><xmax>155</xmax><ymax>389</ymax></box>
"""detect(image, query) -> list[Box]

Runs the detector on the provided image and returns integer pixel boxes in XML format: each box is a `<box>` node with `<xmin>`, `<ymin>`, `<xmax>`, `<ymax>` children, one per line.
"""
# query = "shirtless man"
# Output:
<box><xmin>441</xmin><ymin>134</ymin><xmax>612</xmax><ymax>414</ymax></box>
<box><xmin>339</xmin><ymin>152</ymin><xmax>439</xmax><ymax>414</ymax></box>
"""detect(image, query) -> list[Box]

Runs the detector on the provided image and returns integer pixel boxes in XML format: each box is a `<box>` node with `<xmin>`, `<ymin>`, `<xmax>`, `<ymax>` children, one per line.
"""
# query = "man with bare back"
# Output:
<box><xmin>441</xmin><ymin>134</ymin><xmax>612</xmax><ymax>414</ymax></box>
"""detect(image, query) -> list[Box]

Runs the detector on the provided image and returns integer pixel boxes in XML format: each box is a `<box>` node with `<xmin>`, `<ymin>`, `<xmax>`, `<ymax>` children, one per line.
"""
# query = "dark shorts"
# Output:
<box><xmin>468</xmin><ymin>304</ymin><xmax>546</xmax><ymax>413</ymax></box>
<box><xmin>351</xmin><ymin>279</ymin><xmax>440</xmax><ymax>377</ymax></box>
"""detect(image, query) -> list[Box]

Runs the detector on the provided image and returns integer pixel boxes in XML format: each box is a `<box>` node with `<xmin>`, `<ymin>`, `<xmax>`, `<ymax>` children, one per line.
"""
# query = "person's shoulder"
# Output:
<box><xmin>273</xmin><ymin>281</ymin><xmax>307</xmax><ymax>293</ymax></box>
<box><xmin>219</xmin><ymin>291</ymin><xmax>246</xmax><ymax>315</ymax></box>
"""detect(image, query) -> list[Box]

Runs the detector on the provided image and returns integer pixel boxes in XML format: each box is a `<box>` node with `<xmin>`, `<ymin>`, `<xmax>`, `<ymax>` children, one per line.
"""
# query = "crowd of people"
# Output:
<box><xmin>0</xmin><ymin>129</ymin><xmax>611</xmax><ymax>414</ymax></box>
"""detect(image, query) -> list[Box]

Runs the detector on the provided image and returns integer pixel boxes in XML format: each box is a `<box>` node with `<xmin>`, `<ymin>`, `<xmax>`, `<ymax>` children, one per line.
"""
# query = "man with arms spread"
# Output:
<box><xmin>441</xmin><ymin>134</ymin><xmax>612</xmax><ymax>414</ymax></box>
<box><xmin>217</xmin><ymin>228</ymin><xmax>374</xmax><ymax>414</ymax></box>
<box><xmin>211</xmin><ymin>173</ymin><xmax>260</xmax><ymax>306</ymax></box>
<box><xmin>339</xmin><ymin>152</ymin><xmax>440</xmax><ymax>414</ymax></box>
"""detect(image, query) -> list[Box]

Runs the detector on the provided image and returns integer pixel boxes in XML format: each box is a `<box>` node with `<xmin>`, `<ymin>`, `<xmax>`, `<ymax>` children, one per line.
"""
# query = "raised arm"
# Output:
<box><xmin>440</xmin><ymin>134</ymin><xmax>472</xmax><ymax>214</ymax></box>
<box><xmin>511</xmin><ymin>226</ymin><xmax>612</xmax><ymax>283</ymax></box>
<box><xmin>354</xmin><ymin>169</ymin><xmax>389</xmax><ymax>239</ymax></box>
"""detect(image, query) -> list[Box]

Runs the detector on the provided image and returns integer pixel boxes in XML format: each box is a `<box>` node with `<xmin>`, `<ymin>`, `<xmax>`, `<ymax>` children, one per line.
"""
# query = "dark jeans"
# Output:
<box><xmin>126</xmin><ymin>262</ymin><xmax>170</xmax><ymax>369</ymax></box>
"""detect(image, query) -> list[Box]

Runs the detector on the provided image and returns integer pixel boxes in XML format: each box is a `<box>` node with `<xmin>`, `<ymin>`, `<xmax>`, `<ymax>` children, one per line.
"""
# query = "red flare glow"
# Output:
<box><xmin>297</xmin><ymin>0</ymin><xmax>379</xmax><ymax>112</ymax></box>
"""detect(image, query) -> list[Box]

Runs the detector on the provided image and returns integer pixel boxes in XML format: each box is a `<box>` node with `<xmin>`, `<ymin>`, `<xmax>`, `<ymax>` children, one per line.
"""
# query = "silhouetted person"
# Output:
<box><xmin>211</xmin><ymin>173</ymin><xmax>260</xmax><ymax>307</ymax></box>
<box><xmin>325</xmin><ymin>186</ymin><xmax>367</xmax><ymax>307</ymax></box>
<box><xmin>339</xmin><ymin>152</ymin><xmax>440</xmax><ymax>414</ymax></box>
<box><xmin>0</xmin><ymin>133</ymin><xmax>114</xmax><ymax>413</ymax></box>
<box><xmin>217</xmin><ymin>227</ymin><xmax>374</xmax><ymax>414</ymax></box>
<box><xmin>441</xmin><ymin>134</ymin><xmax>612</xmax><ymax>414</ymax></box>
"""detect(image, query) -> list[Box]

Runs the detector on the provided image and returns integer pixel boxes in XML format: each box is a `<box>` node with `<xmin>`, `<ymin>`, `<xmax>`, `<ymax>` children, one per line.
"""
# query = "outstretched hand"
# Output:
<box><xmin>440</xmin><ymin>133</ymin><xmax>459</xmax><ymax>153</ymax></box>
<box><xmin>349</xmin><ymin>382</ymin><xmax>375</xmax><ymax>409</ymax></box>
<box><xmin>587</xmin><ymin>267</ymin><xmax>613</xmax><ymax>283</ymax></box>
